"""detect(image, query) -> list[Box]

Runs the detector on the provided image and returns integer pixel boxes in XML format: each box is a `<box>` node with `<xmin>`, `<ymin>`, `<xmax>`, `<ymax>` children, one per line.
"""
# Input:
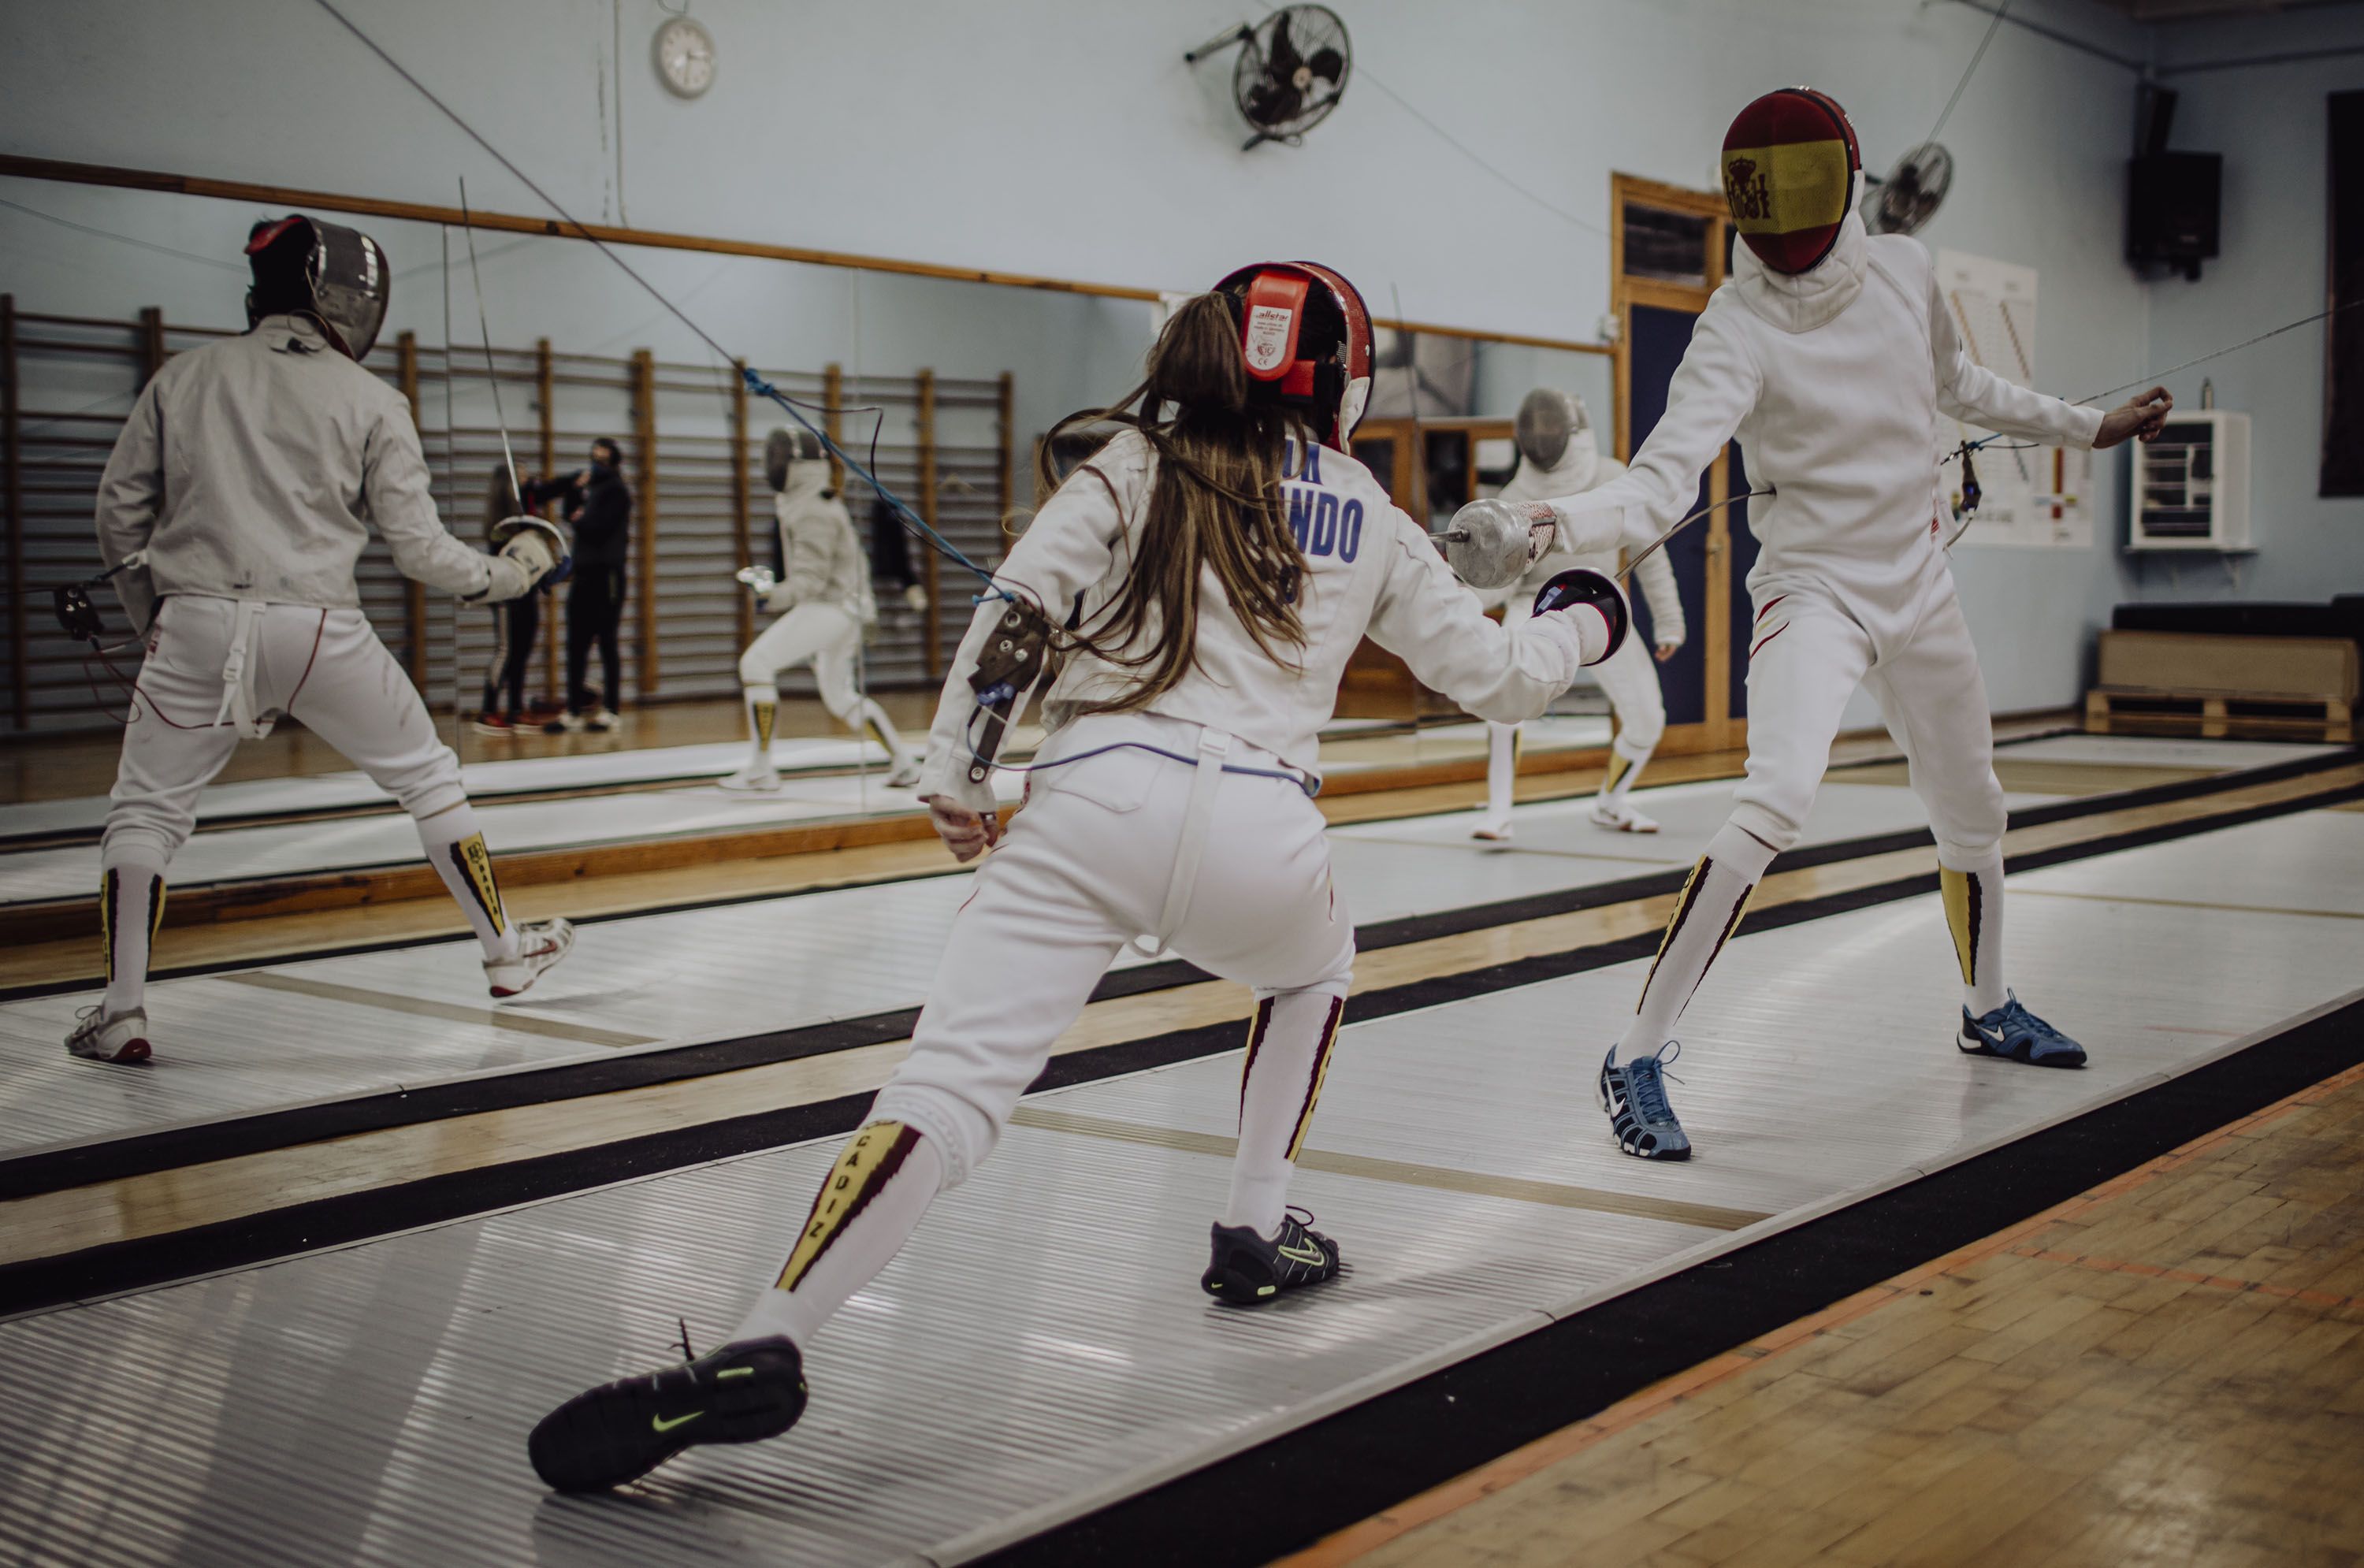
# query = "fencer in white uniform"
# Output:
<box><xmin>71</xmin><ymin>214</ymin><xmax>575</xmax><ymax>1065</ymax></box>
<box><xmin>528</xmin><ymin>264</ymin><xmax>1630</xmax><ymax>1494</ymax></box>
<box><xmin>1526</xmin><ymin>89</ymin><xmax>2172</xmax><ymax>1160</ymax></box>
<box><xmin>1474</xmin><ymin>388</ymin><xmax>1686</xmax><ymax>840</ymax></box>
<box><xmin>722</xmin><ymin>428</ymin><xmax>921</xmax><ymax>791</ymax></box>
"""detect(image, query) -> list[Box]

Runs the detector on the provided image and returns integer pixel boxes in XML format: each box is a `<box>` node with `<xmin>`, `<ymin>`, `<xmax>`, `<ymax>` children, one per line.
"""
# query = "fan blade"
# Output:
<box><xmin>1266</xmin><ymin>11</ymin><xmax>1303</xmax><ymax>76</ymax></box>
<box><xmin>1307</xmin><ymin>46</ymin><xmax>1344</xmax><ymax>82</ymax></box>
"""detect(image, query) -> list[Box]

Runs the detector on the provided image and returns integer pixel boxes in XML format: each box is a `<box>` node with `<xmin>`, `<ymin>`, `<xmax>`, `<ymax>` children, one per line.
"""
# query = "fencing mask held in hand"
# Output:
<box><xmin>1721</xmin><ymin>87</ymin><xmax>1862</xmax><ymax>276</ymax></box>
<box><xmin>245</xmin><ymin>215</ymin><xmax>391</xmax><ymax>360</ymax></box>
<box><xmin>764</xmin><ymin>426</ymin><xmax>826</xmax><ymax>493</ymax></box>
<box><xmin>1515</xmin><ymin>388</ymin><xmax>1589</xmax><ymax>470</ymax></box>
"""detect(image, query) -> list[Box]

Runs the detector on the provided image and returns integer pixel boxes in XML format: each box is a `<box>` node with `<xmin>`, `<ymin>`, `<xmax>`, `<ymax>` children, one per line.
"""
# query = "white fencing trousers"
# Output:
<box><xmin>1731</xmin><ymin>578</ymin><xmax>2006</xmax><ymax>861</ymax></box>
<box><xmin>739</xmin><ymin>600</ymin><xmax>914</xmax><ymax>767</ymax></box>
<box><xmin>1485</xmin><ymin>596</ymin><xmax>1667</xmax><ymax>820</ymax></box>
<box><xmin>872</xmin><ymin>712</ymin><xmax>1355</xmax><ymax>1187</ymax></box>
<box><xmin>103</xmin><ymin>596</ymin><xmax>470</xmax><ymax>868</ymax></box>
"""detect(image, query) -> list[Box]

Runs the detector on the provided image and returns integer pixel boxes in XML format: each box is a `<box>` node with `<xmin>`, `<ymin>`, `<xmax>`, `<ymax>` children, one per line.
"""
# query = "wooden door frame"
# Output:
<box><xmin>1610</xmin><ymin>173</ymin><xmax>1745</xmax><ymax>754</ymax></box>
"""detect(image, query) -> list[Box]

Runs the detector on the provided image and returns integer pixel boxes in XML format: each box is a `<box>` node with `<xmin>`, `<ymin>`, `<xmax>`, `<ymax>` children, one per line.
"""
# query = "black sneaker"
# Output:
<box><xmin>527</xmin><ymin>1335</ymin><xmax>808</xmax><ymax>1492</ymax></box>
<box><xmin>1200</xmin><ymin>1207</ymin><xmax>1342</xmax><ymax>1306</ymax></box>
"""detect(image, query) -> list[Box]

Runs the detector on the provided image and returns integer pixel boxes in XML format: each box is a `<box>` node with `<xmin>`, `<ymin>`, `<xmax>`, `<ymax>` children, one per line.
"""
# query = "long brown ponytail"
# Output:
<box><xmin>1028</xmin><ymin>292</ymin><xmax>1310</xmax><ymax>712</ymax></box>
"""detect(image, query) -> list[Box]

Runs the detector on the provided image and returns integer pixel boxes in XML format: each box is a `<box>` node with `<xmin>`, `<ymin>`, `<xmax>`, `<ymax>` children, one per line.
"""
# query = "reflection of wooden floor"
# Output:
<box><xmin>1306</xmin><ymin>1051</ymin><xmax>2364</xmax><ymax>1568</ymax></box>
<box><xmin>0</xmin><ymin>692</ymin><xmax>940</xmax><ymax>806</ymax></box>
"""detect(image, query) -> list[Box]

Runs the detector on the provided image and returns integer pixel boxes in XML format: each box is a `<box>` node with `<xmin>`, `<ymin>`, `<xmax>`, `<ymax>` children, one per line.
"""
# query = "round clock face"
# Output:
<box><xmin>655</xmin><ymin>17</ymin><xmax>716</xmax><ymax>98</ymax></box>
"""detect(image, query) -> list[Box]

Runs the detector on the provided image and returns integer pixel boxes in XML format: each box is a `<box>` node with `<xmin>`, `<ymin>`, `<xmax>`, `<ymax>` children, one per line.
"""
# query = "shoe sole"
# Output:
<box><xmin>1955</xmin><ymin>1031</ymin><xmax>2087</xmax><ymax>1068</ymax></box>
<box><xmin>1199</xmin><ymin>1261</ymin><xmax>1341</xmax><ymax>1307</ymax></box>
<box><xmin>527</xmin><ymin>1369</ymin><xmax>807</xmax><ymax>1492</ymax></box>
<box><xmin>69</xmin><ymin>1038</ymin><xmax>151</xmax><ymax>1065</ymax></box>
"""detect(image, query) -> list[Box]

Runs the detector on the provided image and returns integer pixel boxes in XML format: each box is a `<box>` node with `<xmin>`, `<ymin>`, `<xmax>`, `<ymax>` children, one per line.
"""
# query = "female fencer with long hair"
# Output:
<box><xmin>528</xmin><ymin>262</ymin><xmax>1633</xmax><ymax>1492</ymax></box>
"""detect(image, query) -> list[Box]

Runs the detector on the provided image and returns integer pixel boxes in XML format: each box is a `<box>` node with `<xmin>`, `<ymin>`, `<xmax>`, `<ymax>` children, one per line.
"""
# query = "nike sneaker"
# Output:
<box><xmin>1200</xmin><ymin>1207</ymin><xmax>1342</xmax><ymax>1305</ymax></box>
<box><xmin>1599</xmin><ymin>1042</ymin><xmax>1690</xmax><ymax>1160</ymax></box>
<box><xmin>485</xmin><ymin>918</ymin><xmax>576</xmax><ymax>999</ymax></box>
<box><xmin>885</xmin><ymin>759</ymin><xmax>924</xmax><ymax>790</ymax></box>
<box><xmin>528</xmin><ymin>1335</ymin><xmax>808</xmax><ymax>1492</ymax></box>
<box><xmin>1959</xmin><ymin>992</ymin><xmax>2087</xmax><ymax>1068</ymax></box>
<box><xmin>65</xmin><ymin>1005</ymin><xmax>151</xmax><ymax>1065</ymax></box>
<box><xmin>1590</xmin><ymin>799</ymin><xmax>1660</xmax><ymax>834</ymax></box>
<box><xmin>1470</xmin><ymin>812</ymin><xmax>1515</xmax><ymax>843</ymax></box>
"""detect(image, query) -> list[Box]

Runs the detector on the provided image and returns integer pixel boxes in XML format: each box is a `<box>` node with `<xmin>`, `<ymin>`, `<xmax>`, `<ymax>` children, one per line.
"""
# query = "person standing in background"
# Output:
<box><xmin>526</xmin><ymin>437</ymin><xmax>631</xmax><ymax>734</ymax></box>
<box><xmin>474</xmin><ymin>465</ymin><xmax>544</xmax><ymax>736</ymax></box>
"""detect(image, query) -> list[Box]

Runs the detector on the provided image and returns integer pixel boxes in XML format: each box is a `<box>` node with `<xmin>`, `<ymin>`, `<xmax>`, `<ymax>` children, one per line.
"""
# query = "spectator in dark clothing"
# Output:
<box><xmin>475</xmin><ymin>465</ymin><xmax>545</xmax><ymax>735</ymax></box>
<box><xmin>523</xmin><ymin>437</ymin><xmax>631</xmax><ymax>733</ymax></box>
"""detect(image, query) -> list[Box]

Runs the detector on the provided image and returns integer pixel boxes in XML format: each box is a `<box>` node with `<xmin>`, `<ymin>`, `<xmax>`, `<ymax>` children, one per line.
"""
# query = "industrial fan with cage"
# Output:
<box><xmin>1186</xmin><ymin>6</ymin><xmax>1351</xmax><ymax>151</ymax></box>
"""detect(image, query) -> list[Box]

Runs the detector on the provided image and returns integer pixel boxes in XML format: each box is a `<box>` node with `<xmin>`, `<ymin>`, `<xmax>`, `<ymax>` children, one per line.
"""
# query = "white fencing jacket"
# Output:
<box><xmin>95</xmin><ymin>314</ymin><xmax>495</xmax><ymax>631</ymax></box>
<box><xmin>1498</xmin><ymin>448</ymin><xmax>1685</xmax><ymax>647</ymax></box>
<box><xmin>768</xmin><ymin>466</ymin><xmax>876</xmax><ymax>623</ymax></box>
<box><xmin>1541</xmin><ymin>214</ymin><xmax>2102</xmax><ymax>657</ymax></box>
<box><xmin>919</xmin><ymin>429</ymin><xmax>1619</xmax><ymax>812</ymax></box>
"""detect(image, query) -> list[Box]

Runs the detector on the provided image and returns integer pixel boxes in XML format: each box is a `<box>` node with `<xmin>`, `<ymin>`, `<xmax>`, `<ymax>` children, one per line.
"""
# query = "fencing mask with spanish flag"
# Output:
<box><xmin>1720</xmin><ymin>87</ymin><xmax>1863</xmax><ymax>276</ymax></box>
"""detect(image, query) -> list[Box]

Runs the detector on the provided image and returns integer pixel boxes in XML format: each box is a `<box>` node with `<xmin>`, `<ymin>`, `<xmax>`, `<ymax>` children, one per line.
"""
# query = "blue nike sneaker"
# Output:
<box><xmin>1959</xmin><ymin>992</ymin><xmax>2087</xmax><ymax>1068</ymax></box>
<box><xmin>1599</xmin><ymin>1043</ymin><xmax>1691</xmax><ymax>1160</ymax></box>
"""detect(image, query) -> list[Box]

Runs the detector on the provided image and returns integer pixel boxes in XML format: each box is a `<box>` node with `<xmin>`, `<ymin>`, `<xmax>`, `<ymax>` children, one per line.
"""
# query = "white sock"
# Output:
<box><xmin>1940</xmin><ymin>847</ymin><xmax>2008</xmax><ymax>1016</ymax></box>
<box><xmin>1485</xmin><ymin>722</ymin><xmax>1518</xmax><ymax>822</ymax></box>
<box><xmin>1600</xmin><ymin>735</ymin><xmax>1652</xmax><ymax>808</ymax></box>
<box><xmin>99</xmin><ymin>851</ymin><xmax>168</xmax><ymax>1017</ymax></box>
<box><xmin>730</xmin><ymin>1121</ymin><xmax>944</xmax><ymax>1350</ymax></box>
<box><xmin>744</xmin><ymin>686</ymin><xmax>778</xmax><ymax>771</ymax></box>
<box><xmin>416</xmin><ymin>803</ymin><xmax>519</xmax><ymax>964</ymax></box>
<box><xmin>1224</xmin><ymin>989</ymin><xmax>1347</xmax><ymax>1235</ymax></box>
<box><xmin>1617</xmin><ymin>820</ymin><xmax>1775</xmax><ymax>1059</ymax></box>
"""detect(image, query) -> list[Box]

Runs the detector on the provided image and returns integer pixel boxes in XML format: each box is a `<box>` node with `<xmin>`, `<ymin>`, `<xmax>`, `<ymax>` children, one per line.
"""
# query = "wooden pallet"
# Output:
<box><xmin>2085</xmin><ymin>686</ymin><xmax>2354</xmax><ymax>743</ymax></box>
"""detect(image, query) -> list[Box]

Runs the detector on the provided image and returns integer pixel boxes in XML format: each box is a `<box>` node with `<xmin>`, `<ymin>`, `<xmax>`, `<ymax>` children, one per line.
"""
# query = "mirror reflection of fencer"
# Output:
<box><xmin>723</xmin><ymin>428</ymin><xmax>923</xmax><ymax>791</ymax></box>
<box><xmin>1469</xmin><ymin>388</ymin><xmax>1686</xmax><ymax>841</ymax></box>
<box><xmin>68</xmin><ymin>213</ymin><xmax>577</xmax><ymax>1065</ymax></box>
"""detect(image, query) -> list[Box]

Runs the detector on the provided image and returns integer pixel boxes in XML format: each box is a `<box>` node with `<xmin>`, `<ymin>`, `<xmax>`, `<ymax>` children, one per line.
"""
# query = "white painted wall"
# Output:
<box><xmin>2</xmin><ymin>0</ymin><xmax>2210</xmax><ymax>715</ymax></box>
<box><xmin>2108</xmin><ymin>8</ymin><xmax>2364</xmax><ymax>614</ymax></box>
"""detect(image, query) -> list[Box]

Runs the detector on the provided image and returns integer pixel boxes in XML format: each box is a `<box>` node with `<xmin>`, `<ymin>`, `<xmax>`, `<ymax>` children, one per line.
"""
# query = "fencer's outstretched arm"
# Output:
<box><xmin>1541</xmin><ymin>307</ymin><xmax>1763</xmax><ymax>544</ymax></box>
<box><xmin>1928</xmin><ymin>269</ymin><xmax>2104</xmax><ymax>448</ymax></box>
<box><xmin>1367</xmin><ymin>506</ymin><xmax>1589</xmax><ymax>724</ymax></box>
<box><xmin>93</xmin><ymin>379</ymin><xmax>165</xmax><ymax>631</ymax></box>
<box><xmin>362</xmin><ymin>401</ymin><xmax>507</xmax><ymax>599</ymax></box>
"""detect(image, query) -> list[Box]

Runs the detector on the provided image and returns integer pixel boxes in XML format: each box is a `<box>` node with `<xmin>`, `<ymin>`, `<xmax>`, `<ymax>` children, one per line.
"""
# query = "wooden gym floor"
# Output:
<box><xmin>1292</xmin><ymin>1055</ymin><xmax>2364</xmax><ymax>1568</ymax></box>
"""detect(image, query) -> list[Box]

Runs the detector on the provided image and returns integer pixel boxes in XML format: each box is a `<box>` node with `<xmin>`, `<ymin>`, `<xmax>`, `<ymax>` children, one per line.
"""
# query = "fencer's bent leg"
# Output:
<box><xmin>731</xmin><ymin>769</ymin><xmax>1136</xmax><ymax>1350</ymax></box>
<box><xmin>1591</xmin><ymin>634</ymin><xmax>1666</xmax><ymax>811</ymax></box>
<box><xmin>1864</xmin><ymin>588</ymin><xmax>2011</xmax><ymax>1014</ymax></box>
<box><xmin>96</xmin><ymin>596</ymin><xmax>247</xmax><ymax>1016</ymax></box>
<box><xmin>289</xmin><ymin>610</ymin><xmax>519</xmax><ymax>964</ymax></box>
<box><xmin>1618</xmin><ymin>596</ymin><xmax>1872</xmax><ymax>1058</ymax></box>
<box><xmin>812</xmin><ymin>634</ymin><xmax>916</xmax><ymax>775</ymax></box>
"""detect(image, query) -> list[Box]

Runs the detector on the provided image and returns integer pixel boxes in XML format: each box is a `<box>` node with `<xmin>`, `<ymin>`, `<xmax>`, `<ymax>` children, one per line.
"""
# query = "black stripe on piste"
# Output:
<box><xmin>2</xmin><ymin>771</ymin><xmax>2351</xmax><ymax>1316</ymax></box>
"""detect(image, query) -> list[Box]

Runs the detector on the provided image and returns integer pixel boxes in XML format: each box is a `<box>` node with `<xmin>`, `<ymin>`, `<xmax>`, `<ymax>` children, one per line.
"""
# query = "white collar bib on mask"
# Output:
<box><xmin>1730</xmin><ymin>209</ymin><xmax>1868</xmax><ymax>335</ymax></box>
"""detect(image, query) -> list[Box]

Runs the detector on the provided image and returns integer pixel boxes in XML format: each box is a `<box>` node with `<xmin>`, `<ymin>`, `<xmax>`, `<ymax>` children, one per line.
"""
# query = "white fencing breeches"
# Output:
<box><xmin>872</xmin><ymin>712</ymin><xmax>1356</xmax><ymax>1187</ymax></box>
<box><xmin>1731</xmin><ymin>580</ymin><xmax>2005</xmax><ymax>861</ymax></box>
<box><xmin>739</xmin><ymin>601</ymin><xmax>913</xmax><ymax>767</ymax></box>
<box><xmin>104</xmin><ymin>596</ymin><xmax>468</xmax><ymax>867</ymax></box>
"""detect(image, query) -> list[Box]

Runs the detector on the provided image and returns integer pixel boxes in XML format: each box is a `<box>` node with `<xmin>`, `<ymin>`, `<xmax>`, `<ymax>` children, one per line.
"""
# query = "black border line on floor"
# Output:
<box><xmin>974</xmin><ymin>1001</ymin><xmax>2364</xmax><ymax>1568</ymax></box>
<box><xmin>2</xmin><ymin>748</ymin><xmax>2349</xmax><ymax>1202</ymax></box>
<box><xmin>0</xmin><ymin>723</ymin><xmax>2105</xmax><ymax>1002</ymax></box>
<box><xmin>2</xmin><ymin>769</ymin><xmax>2354</xmax><ymax>1321</ymax></box>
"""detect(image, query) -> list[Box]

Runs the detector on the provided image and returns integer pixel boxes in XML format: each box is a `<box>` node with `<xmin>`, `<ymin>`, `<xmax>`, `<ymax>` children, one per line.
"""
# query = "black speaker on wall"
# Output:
<box><xmin>2128</xmin><ymin>151</ymin><xmax>2222</xmax><ymax>280</ymax></box>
